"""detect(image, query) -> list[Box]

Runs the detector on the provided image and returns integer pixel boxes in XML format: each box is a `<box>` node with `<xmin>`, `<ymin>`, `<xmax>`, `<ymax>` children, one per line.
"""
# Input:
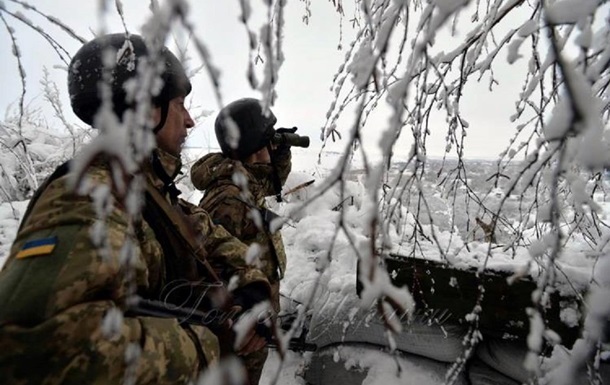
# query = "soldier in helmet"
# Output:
<box><xmin>0</xmin><ymin>34</ymin><xmax>270</xmax><ymax>384</ymax></box>
<box><xmin>191</xmin><ymin>98</ymin><xmax>308</xmax><ymax>385</ymax></box>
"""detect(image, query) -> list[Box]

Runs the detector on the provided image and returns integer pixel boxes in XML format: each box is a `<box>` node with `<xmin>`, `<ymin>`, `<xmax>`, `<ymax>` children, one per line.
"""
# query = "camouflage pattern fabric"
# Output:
<box><xmin>240</xmin><ymin>280</ymin><xmax>280</xmax><ymax>385</ymax></box>
<box><xmin>190</xmin><ymin>148</ymin><xmax>291</xmax><ymax>384</ymax></box>
<box><xmin>0</xmin><ymin>147</ymin><xmax>276</xmax><ymax>384</ymax></box>
<box><xmin>145</xmin><ymin>150</ymin><xmax>270</xmax><ymax>290</ymax></box>
<box><xmin>190</xmin><ymin>148</ymin><xmax>291</xmax><ymax>285</ymax></box>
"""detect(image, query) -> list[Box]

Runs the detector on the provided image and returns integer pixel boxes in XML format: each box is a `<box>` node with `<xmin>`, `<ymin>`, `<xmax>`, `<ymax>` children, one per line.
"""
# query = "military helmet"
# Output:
<box><xmin>68</xmin><ymin>33</ymin><xmax>191</xmax><ymax>126</ymax></box>
<box><xmin>214</xmin><ymin>98</ymin><xmax>277</xmax><ymax>160</ymax></box>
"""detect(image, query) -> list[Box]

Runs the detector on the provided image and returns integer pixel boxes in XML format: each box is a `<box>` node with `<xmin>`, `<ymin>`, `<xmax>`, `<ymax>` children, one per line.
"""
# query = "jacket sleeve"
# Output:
<box><xmin>190</xmin><ymin>154</ymin><xmax>213</xmax><ymax>191</ymax></box>
<box><xmin>255</xmin><ymin>146</ymin><xmax>292</xmax><ymax>197</ymax></box>
<box><xmin>203</xmin><ymin>185</ymin><xmax>261</xmax><ymax>241</ymax></box>
<box><xmin>181</xmin><ymin>200</ymin><xmax>270</xmax><ymax>299</ymax></box>
<box><xmin>0</xmin><ymin>170</ymin><xmax>211</xmax><ymax>383</ymax></box>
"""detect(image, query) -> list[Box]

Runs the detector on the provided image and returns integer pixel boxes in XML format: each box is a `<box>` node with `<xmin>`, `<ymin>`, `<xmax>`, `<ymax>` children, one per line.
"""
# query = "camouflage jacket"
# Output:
<box><xmin>190</xmin><ymin>148</ymin><xmax>291</xmax><ymax>283</ymax></box>
<box><xmin>0</xmin><ymin>148</ymin><xmax>269</xmax><ymax>385</ymax></box>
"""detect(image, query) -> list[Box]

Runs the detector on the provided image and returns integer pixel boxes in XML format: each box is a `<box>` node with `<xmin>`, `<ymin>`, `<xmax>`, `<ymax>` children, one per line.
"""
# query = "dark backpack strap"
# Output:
<box><xmin>150</xmin><ymin>152</ymin><xmax>181</xmax><ymax>201</ymax></box>
<box><xmin>231</xmin><ymin>195</ymin><xmax>282</xmax><ymax>281</ymax></box>
<box><xmin>18</xmin><ymin>161</ymin><xmax>71</xmax><ymax>233</ymax></box>
<box><xmin>181</xmin><ymin>324</ymin><xmax>210</xmax><ymax>368</ymax></box>
<box><xmin>267</xmin><ymin>144</ymin><xmax>283</xmax><ymax>202</ymax></box>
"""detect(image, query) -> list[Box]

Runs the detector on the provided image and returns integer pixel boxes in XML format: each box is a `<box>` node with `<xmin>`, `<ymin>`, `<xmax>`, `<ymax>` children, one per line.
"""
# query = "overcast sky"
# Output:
<box><xmin>0</xmin><ymin>0</ymin><xmax>529</xmax><ymax>160</ymax></box>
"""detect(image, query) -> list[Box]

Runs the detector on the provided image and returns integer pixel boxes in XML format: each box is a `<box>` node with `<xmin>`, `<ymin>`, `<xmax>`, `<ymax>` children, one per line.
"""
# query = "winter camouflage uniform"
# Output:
<box><xmin>190</xmin><ymin>147</ymin><xmax>291</xmax><ymax>384</ymax></box>
<box><xmin>0</xmin><ymin>148</ymin><xmax>270</xmax><ymax>385</ymax></box>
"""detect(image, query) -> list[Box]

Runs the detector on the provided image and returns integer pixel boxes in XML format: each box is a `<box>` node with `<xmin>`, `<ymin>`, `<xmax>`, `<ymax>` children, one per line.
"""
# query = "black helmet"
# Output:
<box><xmin>68</xmin><ymin>33</ymin><xmax>191</xmax><ymax>126</ymax></box>
<box><xmin>215</xmin><ymin>98</ymin><xmax>277</xmax><ymax>160</ymax></box>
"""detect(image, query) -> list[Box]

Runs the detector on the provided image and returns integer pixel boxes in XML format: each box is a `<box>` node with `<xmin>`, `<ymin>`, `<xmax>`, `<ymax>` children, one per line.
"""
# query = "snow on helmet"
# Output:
<box><xmin>215</xmin><ymin>98</ymin><xmax>277</xmax><ymax>160</ymax></box>
<box><xmin>68</xmin><ymin>33</ymin><xmax>191</xmax><ymax>126</ymax></box>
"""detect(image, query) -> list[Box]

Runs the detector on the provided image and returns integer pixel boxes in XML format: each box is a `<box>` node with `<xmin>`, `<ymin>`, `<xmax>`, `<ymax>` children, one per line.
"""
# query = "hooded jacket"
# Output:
<box><xmin>190</xmin><ymin>148</ymin><xmax>291</xmax><ymax>286</ymax></box>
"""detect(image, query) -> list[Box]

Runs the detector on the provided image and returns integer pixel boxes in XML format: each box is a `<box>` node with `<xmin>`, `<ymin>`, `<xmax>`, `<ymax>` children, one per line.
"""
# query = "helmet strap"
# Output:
<box><xmin>151</xmin><ymin>151</ymin><xmax>181</xmax><ymax>201</ymax></box>
<box><xmin>153</xmin><ymin>100</ymin><xmax>170</xmax><ymax>133</ymax></box>
<box><xmin>267</xmin><ymin>143</ymin><xmax>283</xmax><ymax>202</ymax></box>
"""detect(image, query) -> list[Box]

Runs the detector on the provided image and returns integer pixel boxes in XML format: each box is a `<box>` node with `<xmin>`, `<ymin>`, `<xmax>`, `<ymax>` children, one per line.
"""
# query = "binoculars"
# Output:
<box><xmin>271</xmin><ymin>132</ymin><xmax>310</xmax><ymax>148</ymax></box>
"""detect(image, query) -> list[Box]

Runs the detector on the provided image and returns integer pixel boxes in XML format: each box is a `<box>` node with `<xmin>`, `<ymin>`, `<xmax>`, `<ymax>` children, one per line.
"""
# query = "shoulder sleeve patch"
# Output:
<box><xmin>16</xmin><ymin>236</ymin><xmax>58</xmax><ymax>259</ymax></box>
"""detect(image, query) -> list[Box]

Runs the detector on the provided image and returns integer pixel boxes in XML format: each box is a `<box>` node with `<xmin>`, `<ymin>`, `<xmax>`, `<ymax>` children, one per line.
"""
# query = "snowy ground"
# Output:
<box><xmin>1</xmin><ymin>147</ymin><xmax>608</xmax><ymax>384</ymax></box>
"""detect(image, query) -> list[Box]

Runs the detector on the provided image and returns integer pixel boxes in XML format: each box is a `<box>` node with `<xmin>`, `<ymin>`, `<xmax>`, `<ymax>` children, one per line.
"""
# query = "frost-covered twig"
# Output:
<box><xmin>5</xmin><ymin>0</ymin><xmax>86</xmax><ymax>43</ymax></box>
<box><xmin>0</xmin><ymin>12</ymin><xmax>27</xmax><ymax>134</ymax></box>
<box><xmin>0</xmin><ymin>6</ymin><xmax>73</xmax><ymax>64</ymax></box>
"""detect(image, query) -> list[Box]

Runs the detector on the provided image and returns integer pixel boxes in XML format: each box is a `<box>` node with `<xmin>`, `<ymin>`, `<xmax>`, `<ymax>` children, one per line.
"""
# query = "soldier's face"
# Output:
<box><xmin>154</xmin><ymin>96</ymin><xmax>194</xmax><ymax>156</ymax></box>
<box><xmin>246</xmin><ymin>146</ymin><xmax>271</xmax><ymax>164</ymax></box>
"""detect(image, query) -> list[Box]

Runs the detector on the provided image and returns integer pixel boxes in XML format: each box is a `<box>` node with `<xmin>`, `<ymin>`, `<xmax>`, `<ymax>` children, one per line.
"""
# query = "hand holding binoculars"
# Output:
<box><xmin>271</xmin><ymin>127</ymin><xmax>310</xmax><ymax>148</ymax></box>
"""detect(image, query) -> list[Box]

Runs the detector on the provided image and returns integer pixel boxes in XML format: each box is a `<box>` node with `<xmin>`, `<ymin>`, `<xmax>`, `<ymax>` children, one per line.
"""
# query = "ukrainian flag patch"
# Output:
<box><xmin>16</xmin><ymin>236</ymin><xmax>58</xmax><ymax>259</ymax></box>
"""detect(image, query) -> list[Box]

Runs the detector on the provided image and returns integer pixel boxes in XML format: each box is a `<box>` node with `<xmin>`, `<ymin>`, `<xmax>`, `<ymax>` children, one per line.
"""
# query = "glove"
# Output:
<box><xmin>273</xmin><ymin>127</ymin><xmax>298</xmax><ymax>149</ymax></box>
<box><xmin>231</xmin><ymin>282</ymin><xmax>271</xmax><ymax>312</ymax></box>
<box><xmin>271</xmin><ymin>127</ymin><xmax>310</xmax><ymax>148</ymax></box>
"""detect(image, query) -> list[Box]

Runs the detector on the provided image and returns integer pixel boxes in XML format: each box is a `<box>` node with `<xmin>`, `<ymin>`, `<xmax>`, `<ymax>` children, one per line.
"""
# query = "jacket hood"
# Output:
<box><xmin>190</xmin><ymin>152</ymin><xmax>246</xmax><ymax>191</ymax></box>
<box><xmin>191</xmin><ymin>152</ymin><xmax>277</xmax><ymax>197</ymax></box>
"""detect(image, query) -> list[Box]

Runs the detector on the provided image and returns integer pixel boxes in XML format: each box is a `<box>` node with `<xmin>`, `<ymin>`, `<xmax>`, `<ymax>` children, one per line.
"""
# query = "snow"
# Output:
<box><xmin>1</xmin><ymin>148</ymin><xmax>610</xmax><ymax>383</ymax></box>
<box><xmin>546</xmin><ymin>0</ymin><xmax>599</xmax><ymax>25</ymax></box>
<box><xmin>259</xmin><ymin>149</ymin><xmax>610</xmax><ymax>383</ymax></box>
<box><xmin>1</xmin><ymin>0</ymin><xmax>610</xmax><ymax>382</ymax></box>
<box><xmin>0</xmin><ymin>3</ymin><xmax>609</xmax><ymax>383</ymax></box>
<box><xmin>0</xmin><ymin>200</ymin><xmax>28</xmax><ymax>258</ymax></box>
<box><xmin>507</xmin><ymin>37</ymin><xmax>525</xmax><ymax>64</ymax></box>
<box><xmin>323</xmin><ymin>345</ymin><xmax>451</xmax><ymax>385</ymax></box>
<box><xmin>194</xmin><ymin>148</ymin><xmax>610</xmax><ymax>383</ymax></box>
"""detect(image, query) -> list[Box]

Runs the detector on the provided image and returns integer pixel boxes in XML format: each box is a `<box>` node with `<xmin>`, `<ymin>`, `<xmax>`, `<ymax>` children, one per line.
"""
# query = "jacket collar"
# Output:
<box><xmin>191</xmin><ymin>152</ymin><xmax>275</xmax><ymax>197</ymax></box>
<box><xmin>145</xmin><ymin>148</ymin><xmax>183</xmax><ymax>201</ymax></box>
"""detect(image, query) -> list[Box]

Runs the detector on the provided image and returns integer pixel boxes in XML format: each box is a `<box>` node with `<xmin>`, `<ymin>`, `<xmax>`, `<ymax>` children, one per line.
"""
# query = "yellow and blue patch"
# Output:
<box><xmin>16</xmin><ymin>236</ymin><xmax>58</xmax><ymax>259</ymax></box>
